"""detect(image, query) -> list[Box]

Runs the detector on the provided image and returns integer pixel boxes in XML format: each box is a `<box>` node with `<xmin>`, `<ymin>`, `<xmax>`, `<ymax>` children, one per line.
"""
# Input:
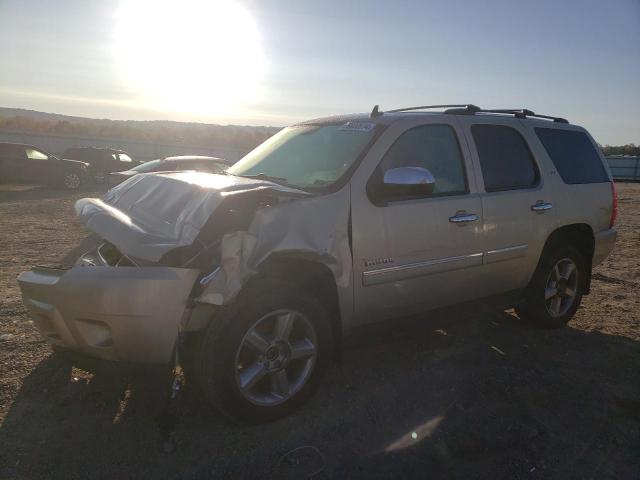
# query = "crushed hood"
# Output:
<box><xmin>75</xmin><ymin>172</ymin><xmax>309</xmax><ymax>262</ymax></box>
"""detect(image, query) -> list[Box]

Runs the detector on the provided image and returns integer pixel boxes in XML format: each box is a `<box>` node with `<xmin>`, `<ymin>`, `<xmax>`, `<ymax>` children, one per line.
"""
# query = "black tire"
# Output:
<box><xmin>189</xmin><ymin>278</ymin><xmax>332</xmax><ymax>423</ymax></box>
<box><xmin>516</xmin><ymin>246</ymin><xmax>587</xmax><ymax>329</ymax></box>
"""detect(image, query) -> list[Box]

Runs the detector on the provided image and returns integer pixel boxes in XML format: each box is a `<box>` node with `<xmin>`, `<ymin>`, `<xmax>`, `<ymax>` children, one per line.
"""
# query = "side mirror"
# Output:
<box><xmin>382</xmin><ymin>166</ymin><xmax>436</xmax><ymax>198</ymax></box>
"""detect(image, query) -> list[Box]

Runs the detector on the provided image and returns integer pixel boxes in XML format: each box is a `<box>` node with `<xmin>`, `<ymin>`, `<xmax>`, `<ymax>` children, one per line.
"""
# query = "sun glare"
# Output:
<box><xmin>113</xmin><ymin>0</ymin><xmax>264</xmax><ymax>116</ymax></box>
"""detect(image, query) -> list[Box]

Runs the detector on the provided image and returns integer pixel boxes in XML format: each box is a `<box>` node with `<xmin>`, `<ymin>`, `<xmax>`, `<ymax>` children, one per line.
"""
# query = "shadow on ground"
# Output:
<box><xmin>1</xmin><ymin>307</ymin><xmax>639</xmax><ymax>479</ymax></box>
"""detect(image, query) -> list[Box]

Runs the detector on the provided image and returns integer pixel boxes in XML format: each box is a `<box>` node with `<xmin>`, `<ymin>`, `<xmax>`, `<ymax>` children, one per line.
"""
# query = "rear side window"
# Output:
<box><xmin>471</xmin><ymin>125</ymin><xmax>538</xmax><ymax>191</ymax></box>
<box><xmin>535</xmin><ymin>128</ymin><xmax>608</xmax><ymax>184</ymax></box>
<box><xmin>0</xmin><ymin>144</ymin><xmax>23</xmax><ymax>156</ymax></box>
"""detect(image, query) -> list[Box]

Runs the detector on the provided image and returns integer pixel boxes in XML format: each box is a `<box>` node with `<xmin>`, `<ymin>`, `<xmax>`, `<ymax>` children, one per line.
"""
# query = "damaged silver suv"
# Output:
<box><xmin>18</xmin><ymin>104</ymin><xmax>617</xmax><ymax>422</ymax></box>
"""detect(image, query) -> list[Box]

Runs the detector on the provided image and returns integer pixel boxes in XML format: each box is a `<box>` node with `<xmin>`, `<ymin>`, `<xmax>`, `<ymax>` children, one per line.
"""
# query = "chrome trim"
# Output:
<box><xmin>363</xmin><ymin>252</ymin><xmax>483</xmax><ymax>286</ymax></box>
<box><xmin>449</xmin><ymin>213</ymin><xmax>479</xmax><ymax>224</ymax></box>
<box><xmin>200</xmin><ymin>266</ymin><xmax>221</xmax><ymax>285</ymax></box>
<box><xmin>531</xmin><ymin>202</ymin><xmax>553</xmax><ymax>212</ymax></box>
<box><xmin>96</xmin><ymin>243</ymin><xmax>109</xmax><ymax>266</ymax></box>
<box><xmin>486</xmin><ymin>244</ymin><xmax>527</xmax><ymax>256</ymax></box>
<box><xmin>485</xmin><ymin>244</ymin><xmax>528</xmax><ymax>264</ymax></box>
<box><xmin>384</xmin><ymin>166</ymin><xmax>436</xmax><ymax>186</ymax></box>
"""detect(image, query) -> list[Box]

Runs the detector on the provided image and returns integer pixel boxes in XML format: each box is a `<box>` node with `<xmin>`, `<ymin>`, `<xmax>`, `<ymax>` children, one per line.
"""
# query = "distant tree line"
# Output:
<box><xmin>0</xmin><ymin>114</ymin><xmax>281</xmax><ymax>151</ymax></box>
<box><xmin>601</xmin><ymin>144</ymin><xmax>640</xmax><ymax>157</ymax></box>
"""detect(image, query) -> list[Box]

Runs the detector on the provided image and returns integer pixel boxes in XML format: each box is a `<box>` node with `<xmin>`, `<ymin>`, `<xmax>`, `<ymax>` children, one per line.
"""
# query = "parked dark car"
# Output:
<box><xmin>108</xmin><ymin>155</ymin><xmax>231</xmax><ymax>186</ymax></box>
<box><xmin>63</xmin><ymin>147</ymin><xmax>139</xmax><ymax>182</ymax></box>
<box><xmin>0</xmin><ymin>143</ymin><xmax>88</xmax><ymax>189</ymax></box>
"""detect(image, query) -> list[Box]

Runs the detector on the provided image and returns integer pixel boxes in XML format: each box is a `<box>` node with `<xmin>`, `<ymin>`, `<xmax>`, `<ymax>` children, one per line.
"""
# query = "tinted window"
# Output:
<box><xmin>535</xmin><ymin>128</ymin><xmax>608</xmax><ymax>184</ymax></box>
<box><xmin>471</xmin><ymin>125</ymin><xmax>538</xmax><ymax>191</ymax></box>
<box><xmin>0</xmin><ymin>144</ymin><xmax>23</xmax><ymax>156</ymax></box>
<box><xmin>379</xmin><ymin>124</ymin><xmax>467</xmax><ymax>196</ymax></box>
<box><xmin>200</xmin><ymin>162</ymin><xmax>227</xmax><ymax>174</ymax></box>
<box><xmin>131</xmin><ymin>159</ymin><xmax>163</xmax><ymax>172</ymax></box>
<box><xmin>175</xmin><ymin>161</ymin><xmax>197</xmax><ymax>171</ymax></box>
<box><xmin>158</xmin><ymin>161</ymin><xmax>177</xmax><ymax>171</ymax></box>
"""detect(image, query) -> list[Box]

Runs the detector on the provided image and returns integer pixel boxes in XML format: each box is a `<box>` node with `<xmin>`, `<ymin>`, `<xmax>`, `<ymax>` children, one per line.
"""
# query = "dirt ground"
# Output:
<box><xmin>0</xmin><ymin>183</ymin><xmax>639</xmax><ymax>480</ymax></box>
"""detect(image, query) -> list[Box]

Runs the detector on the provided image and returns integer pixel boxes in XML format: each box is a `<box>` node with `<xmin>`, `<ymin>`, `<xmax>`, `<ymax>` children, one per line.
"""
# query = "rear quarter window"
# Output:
<box><xmin>471</xmin><ymin>124</ymin><xmax>538</xmax><ymax>192</ymax></box>
<box><xmin>535</xmin><ymin>128</ymin><xmax>609</xmax><ymax>184</ymax></box>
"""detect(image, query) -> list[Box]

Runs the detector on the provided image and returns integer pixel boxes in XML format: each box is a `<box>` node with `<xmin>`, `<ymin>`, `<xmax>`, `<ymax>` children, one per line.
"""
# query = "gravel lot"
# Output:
<box><xmin>1</xmin><ymin>182</ymin><xmax>639</xmax><ymax>479</ymax></box>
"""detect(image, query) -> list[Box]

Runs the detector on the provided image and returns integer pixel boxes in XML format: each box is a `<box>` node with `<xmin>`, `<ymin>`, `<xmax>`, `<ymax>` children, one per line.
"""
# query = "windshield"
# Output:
<box><xmin>131</xmin><ymin>159</ymin><xmax>163</xmax><ymax>172</ymax></box>
<box><xmin>227</xmin><ymin>122</ymin><xmax>378</xmax><ymax>189</ymax></box>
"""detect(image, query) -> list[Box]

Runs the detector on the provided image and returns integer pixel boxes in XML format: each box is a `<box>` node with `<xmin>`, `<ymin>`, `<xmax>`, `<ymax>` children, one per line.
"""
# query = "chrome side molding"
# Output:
<box><xmin>362</xmin><ymin>252</ymin><xmax>483</xmax><ymax>286</ymax></box>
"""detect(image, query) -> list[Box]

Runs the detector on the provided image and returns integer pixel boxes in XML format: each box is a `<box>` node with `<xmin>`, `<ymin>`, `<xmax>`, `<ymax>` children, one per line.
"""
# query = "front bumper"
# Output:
<box><xmin>592</xmin><ymin>228</ymin><xmax>617</xmax><ymax>267</ymax></box>
<box><xmin>18</xmin><ymin>265</ymin><xmax>199</xmax><ymax>364</ymax></box>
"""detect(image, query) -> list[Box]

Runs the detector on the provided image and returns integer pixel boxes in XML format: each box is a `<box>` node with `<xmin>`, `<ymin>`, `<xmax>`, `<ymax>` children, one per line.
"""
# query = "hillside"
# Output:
<box><xmin>0</xmin><ymin>108</ymin><xmax>281</xmax><ymax>151</ymax></box>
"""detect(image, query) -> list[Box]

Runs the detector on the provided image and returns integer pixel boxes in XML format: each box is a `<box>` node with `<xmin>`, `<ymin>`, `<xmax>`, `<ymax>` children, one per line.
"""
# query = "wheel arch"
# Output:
<box><xmin>253</xmin><ymin>253</ymin><xmax>344</xmax><ymax>357</ymax></box>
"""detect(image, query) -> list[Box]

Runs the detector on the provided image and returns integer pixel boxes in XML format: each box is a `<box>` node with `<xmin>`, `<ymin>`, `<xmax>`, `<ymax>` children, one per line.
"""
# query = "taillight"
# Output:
<box><xmin>610</xmin><ymin>181</ymin><xmax>618</xmax><ymax>228</ymax></box>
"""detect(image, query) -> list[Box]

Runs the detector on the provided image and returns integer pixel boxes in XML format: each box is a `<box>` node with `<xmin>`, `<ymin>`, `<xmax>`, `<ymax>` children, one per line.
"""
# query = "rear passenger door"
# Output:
<box><xmin>460</xmin><ymin>118</ymin><xmax>557</xmax><ymax>294</ymax></box>
<box><xmin>0</xmin><ymin>144</ymin><xmax>25</xmax><ymax>182</ymax></box>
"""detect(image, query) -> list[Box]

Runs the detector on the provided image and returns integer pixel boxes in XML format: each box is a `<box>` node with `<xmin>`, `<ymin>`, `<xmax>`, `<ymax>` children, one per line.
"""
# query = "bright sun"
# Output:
<box><xmin>114</xmin><ymin>0</ymin><xmax>264</xmax><ymax>116</ymax></box>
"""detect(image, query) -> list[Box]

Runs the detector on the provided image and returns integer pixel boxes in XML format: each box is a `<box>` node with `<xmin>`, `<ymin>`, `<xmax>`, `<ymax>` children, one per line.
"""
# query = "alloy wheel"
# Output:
<box><xmin>64</xmin><ymin>173</ymin><xmax>81</xmax><ymax>189</ymax></box>
<box><xmin>234</xmin><ymin>309</ymin><xmax>317</xmax><ymax>406</ymax></box>
<box><xmin>544</xmin><ymin>257</ymin><xmax>579</xmax><ymax>317</ymax></box>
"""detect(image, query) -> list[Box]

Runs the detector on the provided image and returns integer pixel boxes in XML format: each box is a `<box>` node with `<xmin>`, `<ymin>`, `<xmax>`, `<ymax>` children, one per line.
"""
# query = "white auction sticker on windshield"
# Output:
<box><xmin>339</xmin><ymin>121</ymin><xmax>375</xmax><ymax>132</ymax></box>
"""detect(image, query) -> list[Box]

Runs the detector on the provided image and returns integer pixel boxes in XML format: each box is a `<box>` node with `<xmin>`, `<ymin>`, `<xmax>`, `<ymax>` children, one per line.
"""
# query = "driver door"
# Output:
<box><xmin>351</xmin><ymin>119</ymin><xmax>485</xmax><ymax>326</ymax></box>
<box><xmin>23</xmin><ymin>146</ymin><xmax>53</xmax><ymax>183</ymax></box>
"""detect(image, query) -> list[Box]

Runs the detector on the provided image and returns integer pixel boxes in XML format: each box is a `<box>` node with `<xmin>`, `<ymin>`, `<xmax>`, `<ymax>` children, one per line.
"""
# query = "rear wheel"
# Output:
<box><xmin>190</xmin><ymin>280</ymin><xmax>331</xmax><ymax>423</ymax></box>
<box><xmin>62</xmin><ymin>172</ymin><xmax>82</xmax><ymax>190</ymax></box>
<box><xmin>516</xmin><ymin>246</ymin><xmax>586</xmax><ymax>329</ymax></box>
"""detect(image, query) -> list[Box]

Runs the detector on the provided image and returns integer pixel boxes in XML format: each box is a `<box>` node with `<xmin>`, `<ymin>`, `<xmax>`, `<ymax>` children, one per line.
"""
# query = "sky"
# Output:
<box><xmin>0</xmin><ymin>0</ymin><xmax>638</xmax><ymax>145</ymax></box>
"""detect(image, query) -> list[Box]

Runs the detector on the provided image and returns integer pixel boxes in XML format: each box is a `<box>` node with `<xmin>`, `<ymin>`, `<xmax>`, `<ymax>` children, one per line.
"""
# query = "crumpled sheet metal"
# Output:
<box><xmin>75</xmin><ymin>172</ymin><xmax>308</xmax><ymax>262</ymax></box>
<box><xmin>197</xmin><ymin>187</ymin><xmax>353</xmax><ymax>323</ymax></box>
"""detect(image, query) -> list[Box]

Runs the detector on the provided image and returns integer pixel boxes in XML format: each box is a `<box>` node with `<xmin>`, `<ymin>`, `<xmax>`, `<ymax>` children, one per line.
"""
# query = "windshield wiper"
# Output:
<box><xmin>237</xmin><ymin>173</ymin><xmax>291</xmax><ymax>185</ymax></box>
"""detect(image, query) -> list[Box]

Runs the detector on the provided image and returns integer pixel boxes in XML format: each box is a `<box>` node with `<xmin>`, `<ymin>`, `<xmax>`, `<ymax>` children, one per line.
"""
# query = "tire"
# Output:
<box><xmin>190</xmin><ymin>279</ymin><xmax>332</xmax><ymax>423</ymax></box>
<box><xmin>62</xmin><ymin>171</ymin><xmax>82</xmax><ymax>190</ymax></box>
<box><xmin>516</xmin><ymin>246</ymin><xmax>586</xmax><ymax>329</ymax></box>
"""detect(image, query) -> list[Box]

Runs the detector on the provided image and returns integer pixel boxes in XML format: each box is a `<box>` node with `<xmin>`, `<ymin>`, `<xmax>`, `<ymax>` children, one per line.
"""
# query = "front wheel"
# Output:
<box><xmin>190</xmin><ymin>280</ymin><xmax>332</xmax><ymax>423</ymax></box>
<box><xmin>516</xmin><ymin>246</ymin><xmax>586</xmax><ymax>329</ymax></box>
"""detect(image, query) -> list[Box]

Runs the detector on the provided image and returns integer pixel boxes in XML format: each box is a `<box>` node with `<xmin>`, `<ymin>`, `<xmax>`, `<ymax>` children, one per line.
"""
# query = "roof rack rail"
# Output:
<box><xmin>385</xmin><ymin>104</ymin><xmax>480</xmax><ymax>114</ymax></box>
<box><xmin>370</xmin><ymin>104</ymin><xmax>569</xmax><ymax>123</ymax></box>
<box><xmin>477</xmin><ymin>108</ymin><xmax>569</xmax><ymax>124</ymax></box>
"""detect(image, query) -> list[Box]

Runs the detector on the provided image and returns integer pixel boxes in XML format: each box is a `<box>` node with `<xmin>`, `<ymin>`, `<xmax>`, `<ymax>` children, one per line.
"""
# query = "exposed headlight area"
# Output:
<box><xmin>77</xmin><ymin>241</ymin><xmax>140</xmax><ymax>267</ymax></box>
<box><xmin>98</xmin><ymin>241</ymin><xmax>138</xmax><ymax>267</ymax></box>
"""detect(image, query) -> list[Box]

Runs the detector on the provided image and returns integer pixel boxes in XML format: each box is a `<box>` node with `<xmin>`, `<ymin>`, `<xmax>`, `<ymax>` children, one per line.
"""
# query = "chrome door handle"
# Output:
<box><xmin>449</xmin><ymin>212</ymin><xmax>479</xmax><ymax>224</ymax></box>
<box><xmin>531</xmin><ymin>202</ymin><xmax>553</xmax><ymax>213</ymax></box>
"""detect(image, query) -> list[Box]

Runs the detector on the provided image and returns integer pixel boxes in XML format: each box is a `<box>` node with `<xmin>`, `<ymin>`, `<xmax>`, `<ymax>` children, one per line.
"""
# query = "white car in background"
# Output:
<box><xmin>108</xmin><ymin>155</ymin><xmax>232</xmax><ymax>186</ymax></box>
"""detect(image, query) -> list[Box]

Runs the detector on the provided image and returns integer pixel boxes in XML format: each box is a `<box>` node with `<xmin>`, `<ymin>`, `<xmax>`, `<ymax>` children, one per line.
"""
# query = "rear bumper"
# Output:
<box><xmin>593</xmin><ymin>228</ymin><xmax>617</xmax><ymax>267</ymax></box>
<box><xmin>18</xmin><ymin>265</ymin><xmax>199</xmax><ymax>364</ymax></box>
